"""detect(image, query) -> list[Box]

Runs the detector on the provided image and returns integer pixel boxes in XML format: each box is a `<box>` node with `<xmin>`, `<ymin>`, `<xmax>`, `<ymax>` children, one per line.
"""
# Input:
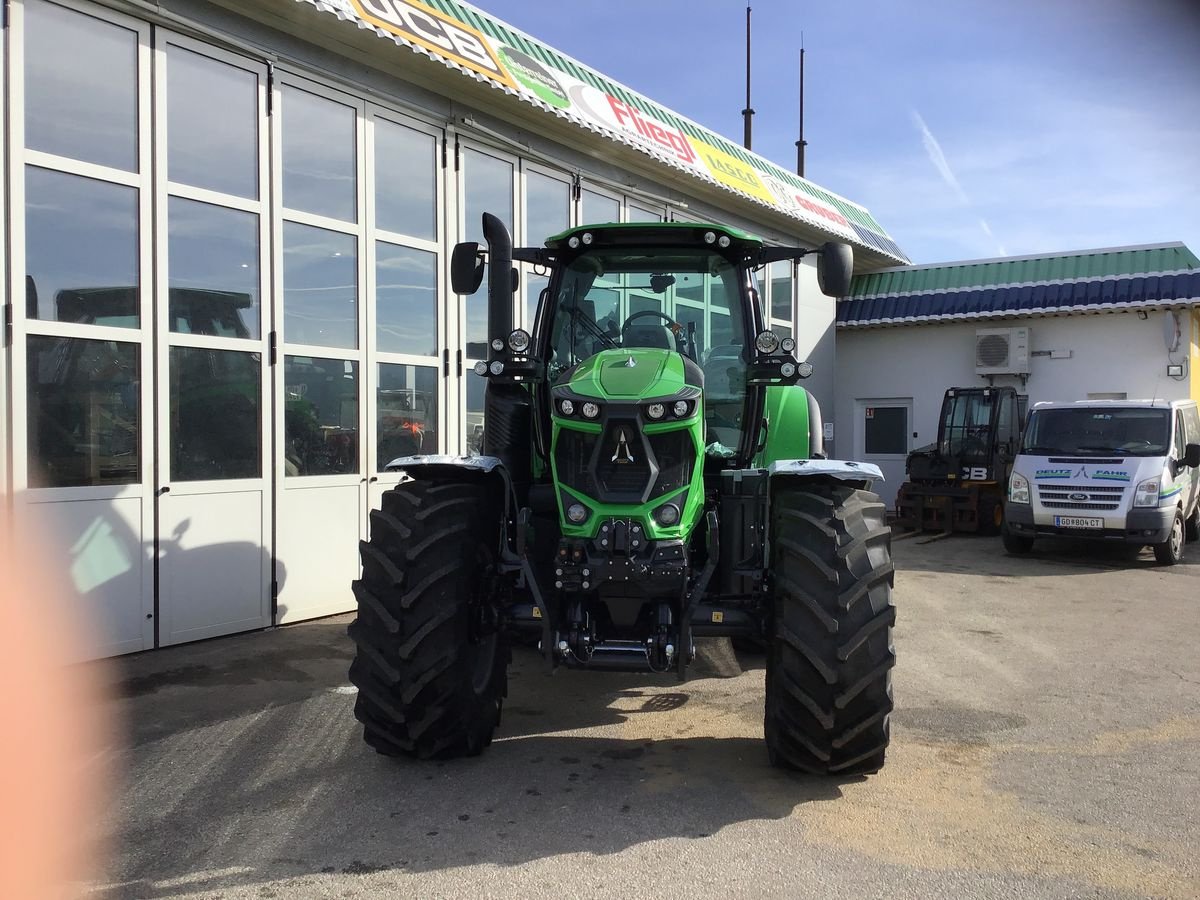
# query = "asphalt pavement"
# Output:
<box><xmin>86</xmin><ymin>535</ymin><xmax>1200</xmax><ymax>899</ymax></box>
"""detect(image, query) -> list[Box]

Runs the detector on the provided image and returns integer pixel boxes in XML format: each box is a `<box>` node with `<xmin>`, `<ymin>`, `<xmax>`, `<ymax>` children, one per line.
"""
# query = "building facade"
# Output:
<box><xmin>0</xmin><ymin>0</ymin><xmax>905</xmax><ymax>657</ymax></box>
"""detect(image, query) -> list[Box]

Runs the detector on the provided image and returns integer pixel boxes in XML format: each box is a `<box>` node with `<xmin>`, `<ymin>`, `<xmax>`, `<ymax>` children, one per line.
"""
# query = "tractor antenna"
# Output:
<box><xmin>796</xmin><ymin>37</ymin><xmax>808</xmax><ymax>177</ymax></box>
<box><xmin>742</xmin><ymin>5</ymin><xmax>754</xmax><ymax>150</ymax></box>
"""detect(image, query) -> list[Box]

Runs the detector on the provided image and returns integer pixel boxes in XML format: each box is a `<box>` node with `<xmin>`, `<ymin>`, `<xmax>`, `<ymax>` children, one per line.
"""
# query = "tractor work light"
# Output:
<box><xmin>796</xmin><ymin>362</ymin><xmax>814</xmax><ymax>378</ymax></box>
<box><xmin>646</xmin><ymin>402</ymin><xmax>665</xmax><ymax>420</ymax></box>
<box><xmin>781</xmin><ymin>337</ymin><xmax>796</xmax><ymax>354</ymax></box>
<box><xmin>508</xmin><ymin>329</ymin><xmax>531</xmax><ymax>353</ymax></box>
<box><xmin>717</xmin><ymin>235</ymin><xmax>731</xmax><ymax>248</ymax></box>
<box><xmin>780</xmin><ymin>362</ymin><xmax>796</xmax><ymax>378</ymax></box>
<box><xmin>703</xmin><ymin>231</ymin><xmax>717</xmax><ymax>244</ymax></box>
<box><xmin>560</xmin><ymin>399</ymin><xmax>575</xmax><ymax>416</ymax></box>
<box><xmin>489</xmin><ymin>360</ymin><xmax>505</xmax><ymax>375</ymax></box>
<box><xmin>755</xmin><ymin>330</ymin><xmax>780</xmax><ymax>354</ymax></box>
<box><xmin>581</xmin><ymin>232</ymin><xmax>594</xmax><ymax>245</ymax></box>
<box><xmin>473</xmin><ymin>361</ymin><xmax>488</xmax><ymax>376</ymax></box>
<box><xmin>567</xmin><ymin>503</ymin><xmax>589</xmax><ymax>524</ymax></box>
<box><xmin>582</xmin><ymin>401</ymin><xmax>600</xmax><ymax>419</ymax></box>
<box><xmin>568</xmin><ymin>236</ymin><xmax>581</xmax><ymax>249</ymax></box>
<box><xmin>672</xmin><ymin>400</ymin><xmax>690</xmax><ymax>417</ymax></box>
<box><xmin>654</xmin><ymin>503</ymin><xmax>681</xmax><ymax>526</ymax></box>
<box><xmin>491</xmin><ymin>338</ymin><xmax>505</xmax><ymax>352</ymax></box>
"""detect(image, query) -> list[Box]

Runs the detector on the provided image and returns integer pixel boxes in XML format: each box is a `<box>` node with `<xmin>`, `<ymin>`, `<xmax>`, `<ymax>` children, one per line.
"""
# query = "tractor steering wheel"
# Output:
<box><xmin>620</xmin><ymin>309</ymin><xmax>682</xmax><ymax>344</ymax></box>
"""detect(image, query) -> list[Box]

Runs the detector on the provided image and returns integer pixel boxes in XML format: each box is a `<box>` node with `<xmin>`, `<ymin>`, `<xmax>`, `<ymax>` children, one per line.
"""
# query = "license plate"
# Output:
<box><xmin>1054</xmin><ymin>516</ymin><xmax>1103</xmax><ymax>529</ymax></box>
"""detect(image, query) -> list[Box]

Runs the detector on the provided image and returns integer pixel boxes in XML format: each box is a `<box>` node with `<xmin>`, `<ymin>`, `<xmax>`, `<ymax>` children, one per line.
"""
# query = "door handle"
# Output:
<box><xmin>368</xmin><ymin>476</ymin><xmax>379</xmax><ymax>484</ymax></box>
<box><xmin>157</xmin><ymin>486</ymin><xmax>171</xmax><ymax>496</ymax></box>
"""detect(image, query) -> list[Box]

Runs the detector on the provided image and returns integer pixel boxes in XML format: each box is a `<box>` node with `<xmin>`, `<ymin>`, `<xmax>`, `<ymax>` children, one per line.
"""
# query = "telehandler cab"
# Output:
<box><xmin>348</xmin><ymin>214</ymin><xmax>896</xmax><ymax>775</ymax></box>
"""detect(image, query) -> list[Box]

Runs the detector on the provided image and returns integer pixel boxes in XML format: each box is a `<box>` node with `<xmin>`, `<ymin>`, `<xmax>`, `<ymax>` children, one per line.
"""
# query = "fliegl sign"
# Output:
<box><xmin>350</xmin><ymin>0</ymin><xmax>515</xmax><ymax>88</ymax></box>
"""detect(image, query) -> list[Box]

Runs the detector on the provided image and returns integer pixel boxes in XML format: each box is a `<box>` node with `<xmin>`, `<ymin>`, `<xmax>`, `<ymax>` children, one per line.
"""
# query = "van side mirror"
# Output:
<box><xmin>1185</xmin><ymin>442</ymin><xmax>1200</xmax><ymax>468</ymax></box>
<box><xmin>816</xmin><ymin>241</ymin><xmax>853</xmax><ymax>298</ymax></box>
<box><xmin>450</xmin><ymin>241</ymin><xmax>485</xmax><ymax>295</ymax></box>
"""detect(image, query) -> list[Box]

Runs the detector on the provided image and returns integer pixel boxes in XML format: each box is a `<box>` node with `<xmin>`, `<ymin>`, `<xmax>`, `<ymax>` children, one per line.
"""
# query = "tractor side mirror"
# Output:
<box><xmin>450</xmin><ymin>241</ymin><xmax>485</xmax><ymax>295</ymax></box>
<box><xmin>816</xmin><ymin>241</ymin><xmax>853</xmax><ymax>298</ymax></box>
<box><xmin>1185</xmin><ymin>442</ymin><xmax>1200</xmax><ymax>468</ymax></box>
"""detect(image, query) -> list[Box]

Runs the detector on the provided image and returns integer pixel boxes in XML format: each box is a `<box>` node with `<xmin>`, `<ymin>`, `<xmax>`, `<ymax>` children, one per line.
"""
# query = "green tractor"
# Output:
<box><xmin>348</xmin><ymin>214</ymin><xmax>896</xmax><ymax>775</ymax></box>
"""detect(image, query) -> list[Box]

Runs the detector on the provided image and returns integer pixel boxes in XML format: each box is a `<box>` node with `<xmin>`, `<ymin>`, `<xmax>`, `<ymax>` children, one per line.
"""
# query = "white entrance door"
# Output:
<box><xmin>855</xmin><ymin>398</ymin><xmax>913</xmax><ymax>506</ymax></box>
<box><xmin>154</xmin><ymin>35</ymin><xmax>272</xmax><ymax>645</ymax></box>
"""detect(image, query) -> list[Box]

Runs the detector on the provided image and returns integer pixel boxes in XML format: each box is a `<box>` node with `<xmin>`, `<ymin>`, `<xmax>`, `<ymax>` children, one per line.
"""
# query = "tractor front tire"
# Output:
<box><xmin>765</xmin><ymin>484</ymin><xmax>896</xmax><ymax>776</ymax></box>
<box><xmin>348</xmin><ymin>479</ymin><xmax>508</xmax><ymax>759</ymax></box>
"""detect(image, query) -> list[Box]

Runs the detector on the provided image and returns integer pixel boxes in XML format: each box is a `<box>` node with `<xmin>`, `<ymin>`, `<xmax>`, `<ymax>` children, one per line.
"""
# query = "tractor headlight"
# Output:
<box><xmin>582</xmin><ymin>401</ymin><xmax>600</xmax><ymax>419</ymax></box>
<box><xmin>1009</xmin><ymin>472</ymin><xmax>1030</xmax><ymax>504</ymax></box>
<box><xmin>654</xmin><ymin>503</ymin><xmax>681</xmax><ymax>526</ymax></box>
<box><xmin>559</xmin><ymin>399</ymin><xmax>575</xmax><ymax>416</ymax></box>
<box><xmin>781</xmin><ymin>337</ymin><xmax>796</xmax><ymax>354</ymax></box>
<box><xmin>1134</xmin><ymin>476</ymin><xmax>1162</xmax><ymax>508</ymax></box>
<box><xmin>646</xmin><ymin>402</ymin><xmax>665</xmax><ymax>420</ymax></box>
<box><xmin>473</xmin><ymin>361</ymin><xmax>488</xmax><ymax>376</ymax></box>
<box><xmin>755</xmin><ymin>330</ymin><xmax>780</xmax><ymax>355</ymax></box>
<box><xmin>566</xmin><ymin>502</ymin><xmax>589</xmax><ymax>524</ymax></box>
<box><xmin>508</xmin><ymin>329</ymin><xmax>531</xmax><ymax>353</ymax></box>
<box><xmin>672</xmin><ymin>400</ymin><xmax>690</xmax><ymax>418</ymax></box>
<box><xmin>489</xmin><ymin>360</ymin><xmax>504</xmax><ymax>375</ymax></box>
<box><xmin>490</xmin><ymin>338</ymin><xmax>505</xmax><ymax>352</ymax></box>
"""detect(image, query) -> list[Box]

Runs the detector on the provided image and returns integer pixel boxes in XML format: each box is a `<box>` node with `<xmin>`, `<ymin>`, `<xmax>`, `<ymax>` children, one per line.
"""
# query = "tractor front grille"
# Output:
<box><xmin>594</xmin><ymin>418</ymin><xmax>653</xmax><ymax>500</ymax></box>
<box><xmin>648</xmin><ymin>430</ymin><xmax>693</xmax><ymax>497</ymax></box>
<box><xmin>554</xmin><ymin>418</ymin><xmax>695</xmax><ymax>505</ymax></box>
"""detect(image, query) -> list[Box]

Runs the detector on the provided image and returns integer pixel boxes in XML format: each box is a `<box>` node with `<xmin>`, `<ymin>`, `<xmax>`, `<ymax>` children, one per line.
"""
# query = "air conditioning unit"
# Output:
<box><xmin>975</xmin><ymin>326</ymin><xmax>1031</xmax><ymax>375</ymax></box>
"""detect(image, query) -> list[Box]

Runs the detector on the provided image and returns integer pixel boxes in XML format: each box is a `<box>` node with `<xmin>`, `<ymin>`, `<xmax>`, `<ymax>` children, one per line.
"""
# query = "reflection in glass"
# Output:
<box><xmin>466</xmin><ymin>372</ymin><xmax>486</xmax><ymax>456</ymax></box>
<box><xmin>378</xmin><ymin>364</ymin><xmax>438</xmax><ymax>468</ymax></box>
<box><xmin>27</xmin><ymin>336</ymin><xmax>139</xmax><ymax>488</ymax></box>
<box><xmin>26</xmin><ymin>167</ymin><xmax>139</xmax><ymax>326</ymax></box>
<box><xmin>375</xmin><ymin>120</ymin><xmax>435</xmax><ymax>240</ymax></box>
<box><xmin>525</xmin><ymin>171</ymin><xmax>569</xmax><ymax>246</ymax></box>
<box><xmin>770</xmin><ymin>260</ymin><xmax>792</xmax><ymax>323</ymax></box>
<box><xmin>170</xmin><ymin>347</ymin><xmax>261</xmax><ymax>481</ymax></box>
<box><xmin>581</xmin><ymin>190</ymin><xmax>619</xmax><ymax>225</ymax></box>
<box><xmin>525</xmin><ymin>273</ymin><xmax>548</xmax><ymax>334</ymax></box>
<box><xmin>628</xmin><ymin>205</ymin><xmax>662</xmax><ymax>222</ymax></box>
<box><xmin>376</xmin><ymin>242</ymin><xmax>436</xmax><ymax>356</ymax></box>
<box><xmin>675</xmin><ymin>305</ymin><xmax>706</xmax><ymax>355</ymax></box>
<box><xmin>168</xmin><ymin>46</ymin><xmax>258</xmax><ymax>198</ymax></box>
<box><xmin>464</xmin><ymin>150</ymin><xmax>513</xmax><ymax>349</ymax></box>
<box><xmin>284</xmin><ymin>357</ymin><xmax>358</xmax><ymax>476</ymax></box>
<box><xmin>283</xmin><ymin>223</ymin><xmax>357</xmax><ymax>349</ymax></box>
<box><xmin>168</xmin><ymin>197</ymin><xmax>259</xmax><ymax>338</ymax></box>
<box><xmin>25</xmin><ymin>1</ymin><xmax>137</xmax><ymax>171</ymax></box>
<box><xmin>282</xmin><ymin>87</ymin><xmax>356</xmax><ymax>222</ymax></box>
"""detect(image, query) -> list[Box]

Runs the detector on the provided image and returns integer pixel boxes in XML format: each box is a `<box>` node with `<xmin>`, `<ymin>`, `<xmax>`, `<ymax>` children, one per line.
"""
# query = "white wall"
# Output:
<box><xmin>794</xmin><ymin>255</ymin><xmax>837</xmax><ymax>420</ymax></box>
<box><xmin>833</xmin><ymin>310</ymin><xmax>1194</xmax><ymax>502</ymax></box>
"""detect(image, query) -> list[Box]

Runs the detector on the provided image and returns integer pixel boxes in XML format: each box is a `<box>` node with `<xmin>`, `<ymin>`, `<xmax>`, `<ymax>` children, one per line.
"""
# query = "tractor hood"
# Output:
<box><xmin>565</xmin><ymin>348</ymin><xmax>687</xmax><ymax>400</ymax></box>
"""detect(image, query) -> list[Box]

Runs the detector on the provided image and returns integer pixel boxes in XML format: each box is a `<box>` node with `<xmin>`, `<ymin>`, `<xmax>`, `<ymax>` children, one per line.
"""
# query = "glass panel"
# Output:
<box><xmin>168</xmin><ymin>46</ymin><xmax>258</xmax><ymax>199</ymax></box>
<box><xmin>627</xmin><ymin>204</ymin><xmax>662</xmax><ymax>223</ymax></box>
<box><xmin>770</xmin><ymin>260</ymin><xmax>792</xmax><ymax>322</ymax></box>
<box><xmin>525</xmin><ymin>171</ymin><xmax>569</xmax><ymax>246</ymax></box>
<box><xmin>282</xmin><ymin>87</ymin><xmax>356</xmax><ymax>222</ymax></box>
<box><xmin>26</xmin><ymin>167</ymin><xmax>139</xmax><ymax>327</ymax></box>
<box><xmin>283</xmin><ymin>222</ymin><xmax>357</xmax><ymax>349</ymax></box>
<box><xmin>27</xmin><ymin>336</ymin><xmax>139</xmax><ymax>488</ymax></box>
<box><xmin>284</xmin><ymin>357</ymin><xmax>359</xmax><ymax>476</ymax></box>
<box><xmin>674</xmin><ymin>304</ymin><xmax>706</xmax><ymax>357</ymax></box>
<box><xmin>170</xmin><ymin>347</ymin><xmax>261</xmax><ymax>480</ymax></box>
<box><xmin>525</xmin><ymin>272</ymin><xmax>548</xmax><ymax>333</ymax></box>
<box><xmin>581</xmin><ymin>189</ymin><xmax>619</xmax><ymax>225</ymax></box>
<box><xmin>774</xmin><ymin>323</ymin><xmax>793</xmax><ymax>340</ymax></box>
<box><xmin>378</xmin><ymin>364</ymin><xmax>438</xmax><ymax>467</ymax></box>
<box><xmin>25</xmin><ymin>1</ymin><xmax>137</xmax><ymax>170</ymax></box>
<box><xmin>865</xmin><ymin>406</ymin><xmax>908</xmax><ymax>455</ymax></box>
<box><xmin>375</xmin><ymin>119</ymin><xmax>435</xmax><ymax>240</ymax></box>
<box><xmin>168</xmin><ymin>197</ymin><xmax>260</xmax><ymax>339</ymax></box>
<box><xmin>463</xmin><ymin>149</ymin><xmax>513</xmax><ymax>351</ymax></box>
<box><xmin>466</xmin><ymin>373</ymin><xmax>486</xmax><ymax>456</ymax></box>
<box><xmin>376</xmin><ymin>242</ymin><xmax>436</xmax><ymax>356</ymax></box>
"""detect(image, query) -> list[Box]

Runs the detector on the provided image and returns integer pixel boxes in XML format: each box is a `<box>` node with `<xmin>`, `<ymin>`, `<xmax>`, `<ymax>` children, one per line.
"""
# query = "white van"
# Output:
<box><xmin>1003</xmin><ymin>399</ymin><xmax>1200</xmax><ymax>564</ymax></box>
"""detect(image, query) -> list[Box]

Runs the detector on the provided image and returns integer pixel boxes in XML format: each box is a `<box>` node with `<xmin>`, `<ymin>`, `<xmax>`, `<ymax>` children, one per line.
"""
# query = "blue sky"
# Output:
<box><xmin>482</xmin><ymin>0</ymin><xmax>1200</xmax><ymax>265</ymax></box>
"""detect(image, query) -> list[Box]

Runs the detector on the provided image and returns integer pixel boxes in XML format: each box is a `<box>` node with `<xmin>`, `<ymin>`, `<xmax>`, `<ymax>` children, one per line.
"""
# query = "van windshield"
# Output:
<box><xmin>1021</xmin><ymin>407</ymin><xmax>1171</xmax><ymax>457</ymax></box>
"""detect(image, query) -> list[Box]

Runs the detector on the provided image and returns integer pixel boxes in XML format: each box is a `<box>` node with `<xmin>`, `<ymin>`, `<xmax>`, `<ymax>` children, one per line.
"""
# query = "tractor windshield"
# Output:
<box><xmin>544</xmin><ymin>248</ymin><xmax>750</xmax><ymax>447</ymax></box>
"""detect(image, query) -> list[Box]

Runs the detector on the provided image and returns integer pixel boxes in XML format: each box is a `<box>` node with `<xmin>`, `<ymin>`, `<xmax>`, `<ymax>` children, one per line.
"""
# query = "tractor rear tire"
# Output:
<box><xmin>765</xmin><ymin>484</ymin><xmax>896</xmax><ymax>776</ymax></box>
<box><xmin>348</xmin><ymin>479</ymin><xmax>508</xmax><ymax>759</ymax></box>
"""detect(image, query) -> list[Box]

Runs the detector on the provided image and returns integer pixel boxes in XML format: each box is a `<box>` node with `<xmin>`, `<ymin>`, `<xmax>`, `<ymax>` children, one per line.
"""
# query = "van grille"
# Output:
<box><xmin>1037</xmin><ymin>483</ymin><xmax>1124</xmax><ymax>511</ymax></box>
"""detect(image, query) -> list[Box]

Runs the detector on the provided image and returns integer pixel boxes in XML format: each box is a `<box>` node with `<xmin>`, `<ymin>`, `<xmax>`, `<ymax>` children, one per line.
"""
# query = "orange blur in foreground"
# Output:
<box><xmin>0</xmin><ymin>513</ymin><xmax>113</xmax><ymax>899</ymax></box>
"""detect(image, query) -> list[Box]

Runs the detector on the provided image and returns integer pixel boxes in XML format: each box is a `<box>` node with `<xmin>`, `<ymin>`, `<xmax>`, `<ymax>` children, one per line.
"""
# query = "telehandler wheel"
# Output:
<box><xmin>765</xmin><ymin>485</ymin><xmax>895</xmax><ymax>776</ymax></box>
<box><xmin>979</xmin><ymin>496</ymin><xmax>1003</xmax><ymax>536</ymax></box>
<box><xmin>348</xmin><ymin>480</ymin><xmax>508</xmax><ymax>759</ymax></box>
<box><xmin>1186</xmin><ymin>502</ymin><xmax>1200</xmax><ymax>543</ymax></box>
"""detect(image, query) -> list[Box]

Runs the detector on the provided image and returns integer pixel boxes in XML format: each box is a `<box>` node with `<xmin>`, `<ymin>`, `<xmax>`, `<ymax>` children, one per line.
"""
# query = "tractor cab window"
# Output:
<box><xmin>546</xmin><ymin>248</ymin><xmax>749</xmax><ymax>446</ymax></box>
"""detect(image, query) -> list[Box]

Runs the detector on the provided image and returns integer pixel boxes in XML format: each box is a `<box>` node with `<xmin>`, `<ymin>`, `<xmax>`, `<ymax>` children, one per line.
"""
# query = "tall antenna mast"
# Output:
<box><xmin>742</xmin><ymin>5</ymin><xmax>754</xmax><ymax>150</ymax></box>
<box><xmin>796</xmin><ymin>37</ymin><xmax>808</xmax><ymax>177</ymax></box>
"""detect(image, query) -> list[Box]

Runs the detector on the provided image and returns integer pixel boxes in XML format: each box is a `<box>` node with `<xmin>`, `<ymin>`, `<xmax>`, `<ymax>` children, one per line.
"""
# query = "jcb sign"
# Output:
<box><xmin>351</xmin><ymin>0</ymin><xmax>514</xmax><ymax>87</ymax></box>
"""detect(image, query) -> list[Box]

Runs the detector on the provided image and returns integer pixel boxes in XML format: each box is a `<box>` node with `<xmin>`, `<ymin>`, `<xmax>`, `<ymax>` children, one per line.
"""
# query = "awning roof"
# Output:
<box><xmin>291</xmin><ymin>0</ymin><xmax>908</xmax><ymax>264</ymax></box>
<box><xmin>838</xmin><ymin>242</ymin><xmax>1200</xmax><ymax>328</ymax></box>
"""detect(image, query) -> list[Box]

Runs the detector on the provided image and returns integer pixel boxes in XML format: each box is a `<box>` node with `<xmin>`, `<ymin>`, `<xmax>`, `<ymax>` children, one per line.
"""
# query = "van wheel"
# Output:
<box><xmin>1186</xmin><ymin>503</ymin><xmax>1200</xmax><ymax>543</ymax></box>
<box><xmin>1001</xmin><ymin>523</ymin><xmax>1034</xmax><ymax>555</ymax></box>
<box><xmin>1153</xmin><ymin>510</ymin><xmax>1185</xmax><ymax>565</ymax></box>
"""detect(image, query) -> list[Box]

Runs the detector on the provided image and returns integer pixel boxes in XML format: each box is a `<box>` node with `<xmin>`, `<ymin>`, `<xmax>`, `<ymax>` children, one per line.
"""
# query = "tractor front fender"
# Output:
<box><xmin>768</xmin><ymin>458</ymin><xmax>885</xmax><ymax>492</ymax></box>
<box><xmin>384</xmin><ymin>454</ymin><xmax>518</xmax><ymax>534</ymax></box>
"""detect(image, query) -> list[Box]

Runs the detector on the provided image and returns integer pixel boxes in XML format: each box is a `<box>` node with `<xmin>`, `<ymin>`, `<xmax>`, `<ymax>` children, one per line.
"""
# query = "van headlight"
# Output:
<box><xmin>1134</xmin><ymin>477</ymin><xmax>1162</xmax><ymax>508</ymax></box>
<box><xmin>1009</xmin><ymin>472</ymin><xmax>1030</xmax><ymax>504</ymax></box>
